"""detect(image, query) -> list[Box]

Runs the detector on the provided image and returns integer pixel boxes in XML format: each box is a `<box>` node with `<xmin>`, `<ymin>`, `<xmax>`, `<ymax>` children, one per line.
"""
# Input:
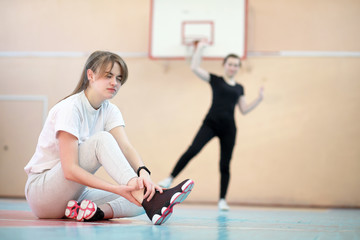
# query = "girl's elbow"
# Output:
<box><xmin>239</xmin><ymin>106</ymin><xmax>247</xmax><ymax>115</ymax></box>
<box><xmin>63</xmin><ymin>172</ymin><xmax>73</xmax><ymax>181</ymax></box>
<box><xmin>62</xmin><ymin>168</ymin><xmax>76</xmax><ymax>181</ymax></box>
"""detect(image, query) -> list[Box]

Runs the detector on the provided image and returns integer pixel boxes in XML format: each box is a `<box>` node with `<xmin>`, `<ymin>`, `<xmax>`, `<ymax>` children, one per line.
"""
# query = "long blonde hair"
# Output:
<box><xmin>64</xmin><ymin>51</ymin><xmax>128</xmax><ymax>99</ymax></box>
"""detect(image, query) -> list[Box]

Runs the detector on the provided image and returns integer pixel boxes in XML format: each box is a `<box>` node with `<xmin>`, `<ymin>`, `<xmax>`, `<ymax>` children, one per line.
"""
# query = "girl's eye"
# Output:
<box><xmin>116</xmin><ymin>77</ymin><xmax>122</xmax><ymax>81</ymax></box>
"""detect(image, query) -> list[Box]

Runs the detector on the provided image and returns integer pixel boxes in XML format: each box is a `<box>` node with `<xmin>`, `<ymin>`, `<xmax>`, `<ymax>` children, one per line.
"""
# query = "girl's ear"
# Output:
<box><xmin>87</xmin><ymin>69</ymin><xmax>95</xmax><ymax>82</ymax></box>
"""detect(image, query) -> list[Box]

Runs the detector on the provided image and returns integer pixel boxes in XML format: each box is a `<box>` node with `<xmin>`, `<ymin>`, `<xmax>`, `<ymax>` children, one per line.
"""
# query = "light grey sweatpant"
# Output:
<box><xmin>25</xmin><ymin>131</ymin><xmax>145</xmax><ymax>219</ymax></box>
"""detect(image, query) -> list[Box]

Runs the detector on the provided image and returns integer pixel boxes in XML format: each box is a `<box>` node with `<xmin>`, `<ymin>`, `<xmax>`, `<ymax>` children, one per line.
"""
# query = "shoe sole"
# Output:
<box><xmin>65</xmin><ymin>200</ymin><xmax>78</xmax><ymax>219</ymax></box>
<box><xmin>219</xmin><ymin>206</ymin><xmax>230</xmax><ymax>211</ymax></box>
<box><xmin>77</xmin><ymin>200</ymin><xmax>97</xmax><ymax>221</ymax></box>
<box><xmin>152</xmin><ymin>179</ymin><xmax>194</xmax><ymax>225</ymax></box>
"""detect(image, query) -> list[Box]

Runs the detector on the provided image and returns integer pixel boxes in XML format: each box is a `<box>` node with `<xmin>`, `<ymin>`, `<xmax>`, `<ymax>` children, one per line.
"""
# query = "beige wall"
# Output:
<box><xmin>0</xmin><ymin>0</ymin><xmax>359</xmax><ymax>207</ymax></box>
<box><xmin>248</xmin><ymin>0</ymin><xmax>360</xmax><ymax>51</ymax></box>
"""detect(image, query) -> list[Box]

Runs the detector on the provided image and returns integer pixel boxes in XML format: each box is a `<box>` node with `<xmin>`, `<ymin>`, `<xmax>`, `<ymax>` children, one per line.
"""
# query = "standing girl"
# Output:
<box><xmin>159</xmin><ymin>40</ymin><xmax>263</xmax><ymax>210</ymax></box>
<box><xmin>24</xmin><ymin>51</ymin><xmax>193</xmax><ymax>225</ymax></box>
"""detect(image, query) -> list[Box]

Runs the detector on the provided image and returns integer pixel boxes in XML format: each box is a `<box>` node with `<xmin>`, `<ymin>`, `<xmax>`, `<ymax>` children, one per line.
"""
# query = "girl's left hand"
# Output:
<box><xmin>137</xmin><ymin>172</ymin><xmax>163</xmax><ymax>201</ymax></box>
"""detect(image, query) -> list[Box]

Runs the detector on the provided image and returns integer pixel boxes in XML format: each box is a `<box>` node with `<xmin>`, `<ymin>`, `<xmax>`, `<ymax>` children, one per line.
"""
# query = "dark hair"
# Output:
<box><xmin>223</xmin><ymin>53</ymin><xmax>241</xmax><ymax>67</ymax></box>
<box><xmin>64</xmin><ymin>51</ymin><xmax>128</xmax><ymax>99</ymax></box>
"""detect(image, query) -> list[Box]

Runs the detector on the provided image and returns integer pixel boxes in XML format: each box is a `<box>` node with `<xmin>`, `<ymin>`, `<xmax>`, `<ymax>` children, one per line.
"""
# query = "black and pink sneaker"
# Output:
<box><xmin>65</xmin><ymin>199</ymin><xmax>104</xmax><ymax>222</ymax></box>
<box><xmin>142</xmin><ymin>179</ymin><xmax>194</xmax><ymax>225</ymax></box>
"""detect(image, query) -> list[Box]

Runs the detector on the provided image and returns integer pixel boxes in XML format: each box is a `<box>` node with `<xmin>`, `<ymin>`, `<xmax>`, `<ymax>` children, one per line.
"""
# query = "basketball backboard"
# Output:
<box><xmin>149</xmin><ymin>0</ymin><xmax>247</xmax><ymax>60</ymax></box>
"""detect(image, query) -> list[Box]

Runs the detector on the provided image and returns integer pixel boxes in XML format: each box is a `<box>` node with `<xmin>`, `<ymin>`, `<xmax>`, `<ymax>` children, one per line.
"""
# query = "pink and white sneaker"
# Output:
<box><xmin>65</xmin><ymin>199</ymin><xmax>104</xmax><ymax>221</ymax></box>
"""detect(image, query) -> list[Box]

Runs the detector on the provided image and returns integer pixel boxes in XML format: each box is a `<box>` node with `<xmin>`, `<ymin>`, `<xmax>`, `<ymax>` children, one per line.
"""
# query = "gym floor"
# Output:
<box><xmin>0</xmin><ymin>198</ymin><xmax>359</xmax><ymax>240</ymax></box>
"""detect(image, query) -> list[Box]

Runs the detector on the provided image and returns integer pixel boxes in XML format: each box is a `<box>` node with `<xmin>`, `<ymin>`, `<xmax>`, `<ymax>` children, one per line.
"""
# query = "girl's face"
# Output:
<box><xmin>88</xmin><ymin>62</ymin><xmax>122</xmax><ymax>100</ymax></box>
<box><xmin>223</xmin><ymin>57</ymin><xmax>241</xmax><ymax>78</ymax></box>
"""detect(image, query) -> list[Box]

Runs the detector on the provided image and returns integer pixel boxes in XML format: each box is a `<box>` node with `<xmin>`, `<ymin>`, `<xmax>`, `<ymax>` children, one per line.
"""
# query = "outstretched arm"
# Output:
<box><xmin>190</xmin><ymin>40</ymin><xmax>210</xmax><ymax>82</ymax></box>
<box><xmin>238</xmin><ymin>87</ymin><xmax>264</xmax><ymax>115</ymax></box>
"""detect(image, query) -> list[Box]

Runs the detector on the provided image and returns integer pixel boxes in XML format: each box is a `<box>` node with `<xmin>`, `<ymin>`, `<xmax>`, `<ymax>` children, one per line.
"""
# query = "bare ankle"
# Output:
<box><xmin>128</xmin><ymin>177</ymin><xmax>144</xmax><ymax>204</ymax></box>
<box><xmin>99</xmin><ymin>203</ymin><xmax>114</xmax><ymax>219</ymax></box>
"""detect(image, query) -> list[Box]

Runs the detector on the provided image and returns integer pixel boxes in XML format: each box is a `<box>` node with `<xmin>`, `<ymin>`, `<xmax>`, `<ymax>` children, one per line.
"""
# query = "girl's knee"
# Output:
<box><xmin>94</xmin><ymin>131</ymin><xmax>114</xmax><ymax>141</ymax></box>
<box><xmin>92</xmin><ymin>131</ymin><xmax>117</xmax><ymax>147</ymax></box>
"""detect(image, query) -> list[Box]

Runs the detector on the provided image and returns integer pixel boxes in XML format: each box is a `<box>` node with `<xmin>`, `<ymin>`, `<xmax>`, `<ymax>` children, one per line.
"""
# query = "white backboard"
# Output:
<box><xmin>149</xmin><ymin>0</ymin><xmax>247</xmax><ymax>60</ymax></box>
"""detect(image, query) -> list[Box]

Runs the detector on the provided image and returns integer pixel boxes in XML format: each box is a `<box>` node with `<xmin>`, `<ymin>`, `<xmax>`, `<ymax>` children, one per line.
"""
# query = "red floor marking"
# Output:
<box><xmin>0</xmin><ymin>210</ymin><xmax>134</xmax><ymax>227</ymax></box>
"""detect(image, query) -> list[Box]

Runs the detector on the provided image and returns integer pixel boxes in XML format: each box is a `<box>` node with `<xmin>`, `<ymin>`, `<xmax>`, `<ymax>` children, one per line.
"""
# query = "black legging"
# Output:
<box><xmin>171</xmin><ymin>119</ymin><xmax>236</xmax><ymax>199</ymax></box>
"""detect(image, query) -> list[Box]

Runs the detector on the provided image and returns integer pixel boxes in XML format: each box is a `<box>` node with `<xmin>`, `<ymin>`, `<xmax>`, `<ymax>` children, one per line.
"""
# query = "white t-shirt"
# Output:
<box><xmin>24</xmin><ymin>91</ymin><xmax>125</xmax><ymax>174</ymax></box>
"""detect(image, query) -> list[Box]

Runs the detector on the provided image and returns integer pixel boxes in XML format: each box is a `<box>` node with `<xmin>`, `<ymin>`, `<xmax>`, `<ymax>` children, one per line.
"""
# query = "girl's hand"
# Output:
<box><xmin>196</xmin><ymin>39</ymin><xmax>210</xmax><ymax>49</ymax></box>
<box><xmin>138</xmin><ymin>172</ymin><xmax>163</xmax><ymax>202</ymax></box>
<box><xmin>114</xmin><ymin>184</ymin><xmax>142</xmax><ymax>207</ymax></box>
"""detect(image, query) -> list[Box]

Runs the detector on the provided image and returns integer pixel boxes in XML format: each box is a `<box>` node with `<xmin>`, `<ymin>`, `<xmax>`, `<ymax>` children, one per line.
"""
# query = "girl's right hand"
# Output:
<box><xmin>196</xmin><ymin>39</ymin><xmax>209</xmax><ymax>49</ymax></box>
<box><xmin>114</xmin><ymin>184</ymin><xmax>142</xmax><ymax>207</ymax></box>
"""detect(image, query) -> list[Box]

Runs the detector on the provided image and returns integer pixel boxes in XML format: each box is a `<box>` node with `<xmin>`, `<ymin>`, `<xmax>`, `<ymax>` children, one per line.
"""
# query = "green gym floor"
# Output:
<box><xmin>0</xmin><ymin>198</ymin><xmax>359</xmax><ymax>240</ymax></box>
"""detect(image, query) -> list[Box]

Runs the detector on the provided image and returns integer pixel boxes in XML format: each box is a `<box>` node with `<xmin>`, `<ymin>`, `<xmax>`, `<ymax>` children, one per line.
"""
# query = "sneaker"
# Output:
<box><xmin>218</xmin><ymin>199</ymin><xmax>230</xmax><ymax>211</ymax></box>
<box><xmin>65</xmin><ymin>199</ymin><xmax>104</xmax><ymax>221</ymax></box>
<box><xmin>142</xmin><ymin>179</ymin><xmax>194</xmax><ymax>225</ymax></box>
<box><xmin>65</xmin><ymin>200</ymin><xmax>80</xmax><ymax>219</ymax></box>
<box><xmin>158</xmin><ymin>176</ymin><xmax>173</xmax><ymax>188</ymax></box>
